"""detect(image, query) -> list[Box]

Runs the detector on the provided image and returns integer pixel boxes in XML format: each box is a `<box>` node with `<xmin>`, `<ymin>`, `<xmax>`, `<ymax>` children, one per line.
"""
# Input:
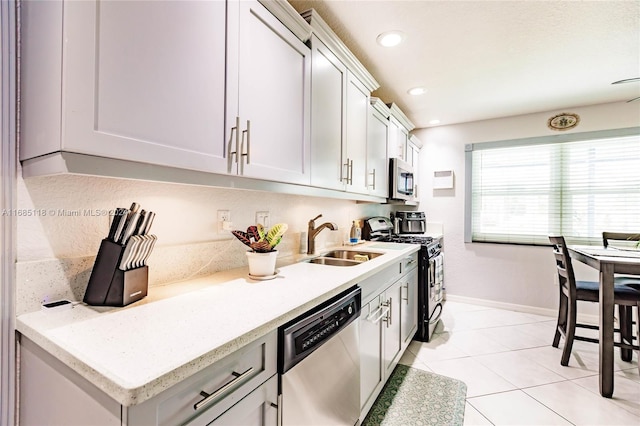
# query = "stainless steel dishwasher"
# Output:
<box><xmin>279</xmin><ymin>286</ymin><xmax>361</xmax><ymax>426</ymax></box>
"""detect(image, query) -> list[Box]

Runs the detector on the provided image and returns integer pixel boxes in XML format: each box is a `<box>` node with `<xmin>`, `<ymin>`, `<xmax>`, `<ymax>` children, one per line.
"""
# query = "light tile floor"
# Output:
<box><xmin>398</xmin><ymin>301</ymin><xmax>640</xmax><ymax>425</ymax></box>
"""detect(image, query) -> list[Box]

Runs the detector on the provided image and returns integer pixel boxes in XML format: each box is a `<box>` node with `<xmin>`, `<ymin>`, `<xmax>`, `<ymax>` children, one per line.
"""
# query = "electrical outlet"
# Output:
<box><xmin>256</xmin><ymin>211</ymin><xmax>270</xmax><ymax>228</ymax></box>
<box><xmin>217</xmin><ymin>210</ymin><xmax>230</xmax><ymax>233</ymax></box>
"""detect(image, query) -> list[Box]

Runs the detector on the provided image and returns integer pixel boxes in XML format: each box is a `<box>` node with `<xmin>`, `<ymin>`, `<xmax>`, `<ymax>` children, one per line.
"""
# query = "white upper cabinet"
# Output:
<box><xmin>227</xmin><ymin>1</ymin><xmax>311</xmax><ymax>184</ymax></box>
<box><xmin>309</xmin><ymin>36</ymin><xmax>347</xmax><ymax>191</ymax></box>
<box><xmin>345</xmin><ymin>72</ymin><xmax>370</xmax><ymax>194</ymax></box>
<box><xmin>407</xmin><ymin>134</ymin><xmax>422</xmax><ymax>201</ymax></box>
<box><xmin>367</xmin><ymin>98</ymin><xmax>390</xmax><ymax>198</ymax></box>
<box><xmin>21</xmin><ymin>0</ymin><xmax>228</xmax><ymax>172</ymax></box>
<box><xmin>303</xmin><ymin>10</ymin><xmax>381</xmax><ymax>197</ymax></box>
<box><xmin>387</xmin><ymin>103</ymin><xmax>415</xmax><ymax>161</ymax></box>
<box><xmin>21</xmin><ymin>0</ymin><xmax>310</xmax><ymax>185</ymax></box>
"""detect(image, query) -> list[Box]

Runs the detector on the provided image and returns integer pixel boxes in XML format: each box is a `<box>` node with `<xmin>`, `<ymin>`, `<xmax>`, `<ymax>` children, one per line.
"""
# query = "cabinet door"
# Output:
<box><xmin>344</xmin><ymin>72</ymin><xmax>369</xmax><ymax>194</ymax></box>
<box><xmin>309</xmin><ymin>36</ymin><xmax>347</xmax><ymax>191</ymax></box>
<box><xmin>388</xmin><ymin>117</ymin><xmax>408</xmax><ymax>160</ymax></box>
<box><xmin>400</xmin><ymin>268</ymin><xmax>418</xmax><ymax>348</ymax></box>
<box><xmin>405</xmin><ymin>142</ymin><xmax>415</xmax><ymax>168</ymax></box>
<box><xmin>207</xmin><ymin>375</ymin><xmax>278</xmax><ymax>426</ymax></box>
<box><xmin>367</xmin><ymin>107</ymin><xmax>389</xmax><ymax>198</ymax></box>
<box><xmin>63</xmin><ymin>0</ymin><xmax>228</xmax><ymax>173</ymax></box>
<box><xmin>407</xmin><ymin>142</ymin><xmax>420</xmax><ymax>201</ymax></box>
<box><xmin>360</xmin><ymin>296</ymin><xmax>385</xmax><ymax>417</ymax></box>
<box><xmin>228</xmin><ymin>0</ymin><xmax>311</xmax><ymax>185</ymax></box>
<box><xmin>382</xmin><ymin>280</ymin><xmax>402</xmax><ymax>379</ymax></box>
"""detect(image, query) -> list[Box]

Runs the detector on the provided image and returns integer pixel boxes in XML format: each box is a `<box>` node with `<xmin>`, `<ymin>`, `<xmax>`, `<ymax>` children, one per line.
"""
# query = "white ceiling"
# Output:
<box><xmin>288</xmin><ymin>0</ymin><xmax>640</xmax><ymax>129</ymax></box>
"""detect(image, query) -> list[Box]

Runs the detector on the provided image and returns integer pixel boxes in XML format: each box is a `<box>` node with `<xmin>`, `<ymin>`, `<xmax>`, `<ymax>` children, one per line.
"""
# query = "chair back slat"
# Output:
<box><xmin>549</xmin><ymin>236</ymin><xmax>576</xmax><ymax>292</ymax></box>
<box><xmin>602</xmin><ymin>232</ymin><xmax>640</xmax><ymax>248</ymax></box>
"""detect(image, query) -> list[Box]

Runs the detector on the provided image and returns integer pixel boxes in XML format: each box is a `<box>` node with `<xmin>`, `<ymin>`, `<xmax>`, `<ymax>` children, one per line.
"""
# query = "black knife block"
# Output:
<box><xmin>84</xmin><ymin>239</ymin><xmax>148</xmax><ymax>307</ymax></box>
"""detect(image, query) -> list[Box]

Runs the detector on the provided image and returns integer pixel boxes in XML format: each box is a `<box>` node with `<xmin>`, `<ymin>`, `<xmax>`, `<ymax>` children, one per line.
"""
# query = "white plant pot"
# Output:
<box><xmin>246</xmin><ymin>250</ymin><xmax>278</xmax><ymax>277</ymax></box>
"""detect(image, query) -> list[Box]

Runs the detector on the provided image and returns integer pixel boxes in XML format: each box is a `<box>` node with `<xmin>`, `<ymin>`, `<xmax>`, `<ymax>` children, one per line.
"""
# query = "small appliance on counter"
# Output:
<box><xmin>84</xmin><ymin>202</ymin><xmax>157</xmax><ymax>307</ymax></box>
<box><xmin>393</xmin><ymin>211</ymin><xmax>426</xmax><ymax>234</ymax></box>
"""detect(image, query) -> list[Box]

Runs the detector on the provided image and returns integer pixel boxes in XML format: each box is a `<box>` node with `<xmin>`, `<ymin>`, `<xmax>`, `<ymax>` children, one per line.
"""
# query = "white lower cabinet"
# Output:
<box><xmin>18</xmin><ymin>331</ymin><xmax>278</xmax><ymax>426</ymax></box>
<box><xmin>201</xmin><ymin>376</ymin><xmax>278</xmax><ymax>426</ymax></box>
<box><xmin>400</xmin><ymin>268</ymin><xmax>419</xmax><ymax>348</ymax></box>
<box><xmin>360</xmin><ymin>295</ymin><xmax>385</xmax><ymax>417</ymax></box>
<box><xmin>359</xmin><ymin>253</ymin><xmax>418</xmax><ymax>420</ymax></box>
<box><xmin>382</xmin><ymin>279</ymin><xmax>403</xmax><ymax>379</ymax></box>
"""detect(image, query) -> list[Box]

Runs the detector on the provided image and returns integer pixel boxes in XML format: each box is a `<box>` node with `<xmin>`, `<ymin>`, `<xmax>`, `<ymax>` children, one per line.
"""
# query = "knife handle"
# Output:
<box><xmin>107</xmin><ymin>208</ymin><xmax>124</xmax><ymax>241</ymax></box>
<box><xmin>120</xmin><ymin>210</ymin><xmax>140</xmax><ymax>245</ymax></box>
<box><xmin>134</xmin><ymin>210</ymin><xmax>147</xmax><ymax>236</ymax></box>
<box><xmin>112</xmin><ymin>209</ymin><xmax>130</xmax><ymax>243</ymax></box>
<box><xmin>142</xmin><ymin>212</ymin><xmax>155</xmax><ymax>235</ymax></box>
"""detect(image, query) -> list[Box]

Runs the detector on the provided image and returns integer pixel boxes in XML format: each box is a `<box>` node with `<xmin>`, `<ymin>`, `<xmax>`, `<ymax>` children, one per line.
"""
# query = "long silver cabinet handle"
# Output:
<box><xmin>381</xmin><ymin>299</ymin><xmax>392</xmax><ymax>327</ymax></box>
<box><xmin>241</xmin><ymin>119</ymin><xmax>251</xmax><ymax>172</ymax></box>
<box><xmin>402</xmin><ymin>284</ymin><xmax>409</xmax><ymax>304</ymax></box>
<box><xmin>369</xmin><ymin>168</ymin><xmax>376</xmax><ymax>190</ymax></box>
<box><xmin>366</xmin><ymin>305</ymin><xmax>383</xmax><ymax>321</ymax></box>
<box><xmin>342</xmin><ymin>158</ymin><xmax>351</xmax><ymax>184</ymax></box>
<box><xmin>370</xmin><ymin>306</ymin><xmax>390</xmax><ymax>324</ymax></box>
<box><xmin>193</xmin><ymin>367</ymin><xmax>254</xmax><ymax>411</ymax></box>
<box><xmin>227</xmin><ymin>116</ymin><xmax>240</xmax><ymax>173</ymax></box>
<box><xmin>349</xmin><ymin>159</ymin><xmax>354</xmax><ymax>185</ymax></box>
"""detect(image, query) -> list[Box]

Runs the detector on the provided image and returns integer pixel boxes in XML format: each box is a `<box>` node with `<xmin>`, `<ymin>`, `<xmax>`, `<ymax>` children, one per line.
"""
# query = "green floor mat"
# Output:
<box><xmin>362</xmin><ymin>364</ymin><xmax>467</xmax><ymax>426</ymax></box>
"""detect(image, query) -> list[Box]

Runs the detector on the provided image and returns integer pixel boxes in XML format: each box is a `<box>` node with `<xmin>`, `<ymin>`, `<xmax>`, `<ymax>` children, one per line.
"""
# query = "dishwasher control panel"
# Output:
<box><xmin>279</xmin><ymin>286</ymin><xmax>361</xmax><ymax>374</ymax></box>
<box><xmin>296</xmin><ymin>298</ymin><xmax>357</xmax><ymax>353</ymax></box>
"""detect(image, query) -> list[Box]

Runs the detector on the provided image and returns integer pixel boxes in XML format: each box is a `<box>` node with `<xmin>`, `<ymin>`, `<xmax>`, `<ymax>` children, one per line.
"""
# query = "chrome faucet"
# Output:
<box><xmin>307</xmin><ymin>214</ymin><xmax>338</xmax><ymax>255</ymax></box>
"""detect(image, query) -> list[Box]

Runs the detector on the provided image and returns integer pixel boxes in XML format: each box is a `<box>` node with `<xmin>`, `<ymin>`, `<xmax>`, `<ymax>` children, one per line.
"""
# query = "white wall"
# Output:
<box><xmin>414</xmin><ymin>101</ymin><xmax>640</xmax><ymax>312</ymax></box>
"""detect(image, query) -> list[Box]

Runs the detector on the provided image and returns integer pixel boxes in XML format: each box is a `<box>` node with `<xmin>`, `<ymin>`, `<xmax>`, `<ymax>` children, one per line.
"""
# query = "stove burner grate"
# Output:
<box><xmin>378</xmin><ymin>235</ymin><xmax>434</xmax><ymax>245</ymax></box>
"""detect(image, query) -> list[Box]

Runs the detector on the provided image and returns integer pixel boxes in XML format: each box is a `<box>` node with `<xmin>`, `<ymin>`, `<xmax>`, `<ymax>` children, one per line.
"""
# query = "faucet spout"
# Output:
<box><xmin>307</xmin><ymin>214</ymin><xmax>338</xmax><ymax>255</ymax></box>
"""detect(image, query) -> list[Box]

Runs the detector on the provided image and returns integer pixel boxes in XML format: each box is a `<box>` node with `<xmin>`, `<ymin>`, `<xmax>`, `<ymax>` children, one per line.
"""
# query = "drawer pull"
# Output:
<box><xmin>193</xmin><ymin>367</ymin><xmax>254</xmax><ymax>411</ymax></box>
<box><xmin>406</xmin><ymin>259</ymin><xmax>417</xmax><ymax>266</ymax></box>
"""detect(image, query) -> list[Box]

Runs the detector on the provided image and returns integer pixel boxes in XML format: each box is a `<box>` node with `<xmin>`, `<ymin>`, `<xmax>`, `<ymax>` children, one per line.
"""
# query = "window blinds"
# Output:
<box><xmin>469</xmin><ymin>131</ymin><xmax>640</xmax><ymax>245</ymax></box>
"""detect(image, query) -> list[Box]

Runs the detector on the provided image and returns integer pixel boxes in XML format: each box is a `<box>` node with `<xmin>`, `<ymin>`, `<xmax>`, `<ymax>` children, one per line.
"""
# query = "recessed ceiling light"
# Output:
<box><xmin>376</xmin><ymin>31</ymin><xmax>404</xmax><ymax>47</ymax></box>
<box><xmin>408</xmin><ymin>87</ymin><xmax>427</xmax><ymax>96</ymax></box>
<box><xmin>429</xmin><ymin>119</ymin><xmax>441</xmax><ymax>125</ymax></box>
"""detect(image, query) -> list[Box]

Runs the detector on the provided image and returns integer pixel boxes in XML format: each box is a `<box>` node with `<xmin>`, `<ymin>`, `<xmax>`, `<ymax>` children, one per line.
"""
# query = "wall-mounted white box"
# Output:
<box><xmin>433</xmin><ymin>170</ymin><xmax>454</xmax><ymax>189</ymax></box>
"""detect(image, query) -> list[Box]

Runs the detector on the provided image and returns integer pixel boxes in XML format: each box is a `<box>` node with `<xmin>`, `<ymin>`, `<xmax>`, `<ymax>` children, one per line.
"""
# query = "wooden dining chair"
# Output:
<box><xmin>549</xmin><ymin>236</ymin><xmax>640</xmax><ymax>366</ymax></box>
<box><xmin>602</xmin><ymin>232</ymin><xmax>640</xmax><ymax>362</ymax></box>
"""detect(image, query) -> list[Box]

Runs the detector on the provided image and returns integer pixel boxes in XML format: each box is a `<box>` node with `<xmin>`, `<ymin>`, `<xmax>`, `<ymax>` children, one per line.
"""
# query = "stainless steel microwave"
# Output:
<box><xmin>389</xmin><ymin>158</ymin><xmax>414</xmax><ymax>200</ymax></box>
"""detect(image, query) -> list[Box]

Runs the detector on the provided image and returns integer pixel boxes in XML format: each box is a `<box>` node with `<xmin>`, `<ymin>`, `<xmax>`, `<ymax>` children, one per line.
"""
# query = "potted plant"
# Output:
<box><xmin>232</xmin><ymin>223</ymin><xmax>288</xmax><ymax>277</ymax></box>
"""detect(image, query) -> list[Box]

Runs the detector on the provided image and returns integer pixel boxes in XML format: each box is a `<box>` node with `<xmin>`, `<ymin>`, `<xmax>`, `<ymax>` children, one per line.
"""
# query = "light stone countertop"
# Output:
<box><xmin>16</xmin><ymin>242</ymin><xmax>420</xmax><ymax>407</ymax></box>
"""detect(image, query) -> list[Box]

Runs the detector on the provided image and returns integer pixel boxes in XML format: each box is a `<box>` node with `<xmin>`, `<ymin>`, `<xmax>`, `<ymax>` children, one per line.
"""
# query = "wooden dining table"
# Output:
<box><xmin>568</xmin><ymin>245</ymin><xmax>640</xmax><ymax>398</ymax></box>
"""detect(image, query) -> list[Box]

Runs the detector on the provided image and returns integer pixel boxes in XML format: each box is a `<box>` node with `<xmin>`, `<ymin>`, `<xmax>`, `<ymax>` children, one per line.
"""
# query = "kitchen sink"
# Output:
<box><xmin>321</xmin><ymin>250</ymin><xmax>384</xmax><ymax>261</ymax></box>
<box><xmin>305</xmin><ymin>250</ymin><xmax>384</xmax><ymax>267</ymax></box>
<box><xmin>307</xmin><ymin>258</ymin><xmax>361</xmax><ymax>266</ymax></box>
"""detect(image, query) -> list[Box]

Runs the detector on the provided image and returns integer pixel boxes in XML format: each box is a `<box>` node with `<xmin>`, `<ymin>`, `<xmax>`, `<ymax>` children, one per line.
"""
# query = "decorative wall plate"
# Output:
<box><xmin>548</xmin><ymin>112</ymin><xmax>580</xmax><ymax>131</ymax></box>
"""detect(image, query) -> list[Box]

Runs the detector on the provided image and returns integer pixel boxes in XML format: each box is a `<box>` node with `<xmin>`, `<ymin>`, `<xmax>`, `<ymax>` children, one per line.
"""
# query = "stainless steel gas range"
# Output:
<box><xmin>363</xmin><ymin>215</ymin><xmax>444</xmax><ymax>342</ymax></box>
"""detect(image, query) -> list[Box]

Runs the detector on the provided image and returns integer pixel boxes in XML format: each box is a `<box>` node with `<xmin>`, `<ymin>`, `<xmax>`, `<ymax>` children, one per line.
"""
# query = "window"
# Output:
<box><xmin>465</xmin><ymin>127</ymin><xmax>640</xmax><ymax>245</ymax></box>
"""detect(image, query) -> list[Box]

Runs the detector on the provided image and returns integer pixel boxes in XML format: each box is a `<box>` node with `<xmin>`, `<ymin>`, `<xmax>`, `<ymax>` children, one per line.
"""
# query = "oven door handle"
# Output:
<box><xmin>428</xmin><ymin>302</ymin><xmax>443</xmax><ymax>325</ymax></box>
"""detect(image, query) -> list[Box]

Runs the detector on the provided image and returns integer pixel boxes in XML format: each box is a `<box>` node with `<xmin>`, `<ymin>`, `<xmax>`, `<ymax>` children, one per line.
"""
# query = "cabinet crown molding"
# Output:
<box><xmin>370</xmin><ymin>97</ymin><xmax>391</xmax><ymax>118</ymax></box>
<box><xmin>301</xmin><ymin>9</ymin><xmax>380</xmax><ymax>92</ymax></box>
<box><xmin>409</xmin><ymin>134</ymin><xmax>423</xmax><ymax>149</ymax></box>
<box><xmin>387</xmin><ymin>103</ymin><xmax>415</xmax><ymax>132</ymax></box>
<box><xmin>258</xmin><ymin>0</ymin><xmax>312</xmax><ymax>41</ymax></box>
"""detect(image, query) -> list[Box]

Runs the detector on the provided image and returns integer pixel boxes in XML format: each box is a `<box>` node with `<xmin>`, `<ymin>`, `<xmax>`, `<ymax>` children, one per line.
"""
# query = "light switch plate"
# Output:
<box><xmin>256</xmin><ymin>211</ymin><xmax>270</xmax><ymax>228</ymax></box>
